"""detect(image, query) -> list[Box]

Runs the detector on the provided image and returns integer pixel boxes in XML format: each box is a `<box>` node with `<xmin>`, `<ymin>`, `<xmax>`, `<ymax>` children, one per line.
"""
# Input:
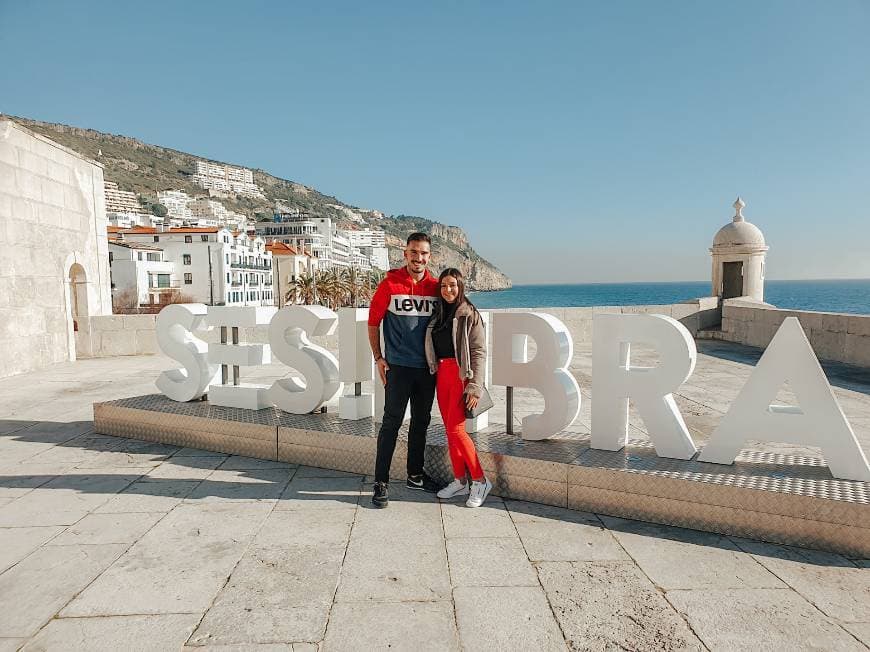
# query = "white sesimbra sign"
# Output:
<box><xmin>156</xmin><ymin>305</ymin><xmax>870</xmax><ymax>482</ymax></box>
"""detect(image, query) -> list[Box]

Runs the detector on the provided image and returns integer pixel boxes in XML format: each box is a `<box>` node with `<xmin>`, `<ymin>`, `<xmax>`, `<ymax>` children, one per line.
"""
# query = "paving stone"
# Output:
<box><xmin>0</xmin><ymin>543</ymin><xmax>127</xmax><ymax>637</ymax></box>
<box><xmin>0</xmin><ymin>420</ymin><xmax>37</xmax><ymax>435</ymax></box>
<box><xmin>0</xmin><ymin>473</ymin><xmax>143</xmax><ymax>527</ymax></box>
<box><xmin>218</xmin><ymin>456</ymin><xmax>295</xmax><ymax>471</ymax></box>
<box><xmin>190</xmin><ymin>545</ymin><xmax>346</xmax><ymax>645</ymax></box>
<box><xmin>666</xmin><ymin>588</ymin><xmax>865</xmax><ymax>651</ymax></box>
<box><xmin>0</xmin><ymin>470</ymin><xmax>59</xmax><ymax>499</ymax></box>
<box><xmin>731</xmin><ymin>539</ymin><xmax>870</xmax><ymax>622</ymax></box>
<box><xmin>253</xmin><ymin>509</ymin><xmax>354</xmax><ymax>548</ymax></box>
<box><xmin>60</xmin><ymin>503</ymin><xmax>272</xmax><ymax>616</ymax></box>
<box><xmin>146</xmin><ymin>456</ymin><xmax>226</xmax><ymax>480</ymax></box>
<box><xmin>0</xmin><ymin>639</ymin><xmax>26</xmax><ymax>652</ymax></box>
<box><xmin>537</xmin><ymin>561</ymin><xmax>703</xmax><ymax>651</ymax></box>
<box><xmin>453</xmin><ymin>586</ymin><xmax>567</xmax><ymax>651</ymax></box>
<box><xmin>172</xmin><ymin>448</ymin><xmax>230</xmax><ymax>458</ymax></box>
<box><xmin>323</xmin><ymin>601</ymin><xmax>460</xmax><ymax>651</ymax></box>
<box><xmin>840</xmin><ymin>622</ymin><xmax>870</xmax><ymax>647</ymax></box>
<box><xmin>74</xmin><ymin>448</ymin><xmax>172</xmax><ymax>469</ymax></box>
<box><xmin>448</xmin><ymin>537</ymin><xmax>538</xmax><ymax>587</ymax></box>
<box><xmin>293</xmin><ymin>465</ymin><xmax>361</xmax><ymax>478</ymax></box>
<box><xmin>601</xmin><ymin>516</ymin><xmax>784</xmax><ymax>590</ymax></box>
<box><xmin>506</xmin><ymin>502</ymin><xmax>627</xmax><ymax>562</ymax></box>
<box><xmin>0</xmin><ymin>526</ymin><xmax>64</xmax><ymax>573</ymax></box>
<box><xmin>186</xmin><ymin>468</ymin><xmax>292</xmax><ymax>503</ymax></box>
<box><xmin>50</xmin><ymin>512</ymin><xmax>164</xmax><ymax>545</ymax></box>
<box><xmin>22</xmin><ymin>613</ymin><xmax>202</xmax><ymax>652</ymax></box>
<box><xmin>336</xmin><ymin>538</ymin><xmax>450</xmax><ymax>602</ymax></box>
<box><xmin>351</xmin><ymin>496</ymin><xmax>443</xmax><ymax>544</ymax></box>
<box><xmin>441</xmin><ymin>499</ymin><xmax>517</xmax><ymax>538</ymax></box>
<box><xmin>184</xmin><ymin>645</ymin><xmax>294</xmax><ymax>651</ymax></box>
<box><xmin>277</xmin><ymin>476</ymin><xmax>363</xmax><ymax>511</ymax></box>
<box><xmin>95</xmin><ymin>479</ymin><xmax>201</xmax><ymax>513</ymax></box>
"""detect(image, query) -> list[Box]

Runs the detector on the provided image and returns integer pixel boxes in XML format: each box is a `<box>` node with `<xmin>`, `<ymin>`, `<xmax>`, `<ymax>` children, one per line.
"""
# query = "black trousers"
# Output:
<box><xmin>374</xmin><ymin>364</ymin><xmax>436</xmax><ymax>483</ymax></box>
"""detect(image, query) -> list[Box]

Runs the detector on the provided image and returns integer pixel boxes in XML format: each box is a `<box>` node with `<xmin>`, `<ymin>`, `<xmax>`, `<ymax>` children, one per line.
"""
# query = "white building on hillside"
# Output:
<box><xmin>256</xmin><ymin>213</ymin><xmax>333</xmax><ymax>268</ymax></box>
<box><xmin>157</xmin><ymin>190</ymin><xmax>193</xmax><ymax>223</ymax></box>
<box><xmin>104</xmin><ymin>181</ymin><xmax>145</xmax><ymax>214</ymax></box>
<box><xmin>118</xmin><ymin>226</ymin><xmax>273</xmax><ymax>306</ymax></box>
<box><xmin>343</xmin><ymin>228</ymin><xmax>389</xmax><ymax>270</ymax></box>
<box><xmin>189</xmin><ymin>198</ymin><xmax>247</xmax><ymax>230</ymax></box>
<box><xmin>191</xmin><ymin>161</ymin><xmax>265</xmax><ymax>199</ymax></box>
<box><xmin>108</xmin><ymin>239</ymin><xmax>177</xmax><ymax>306</ymax></box>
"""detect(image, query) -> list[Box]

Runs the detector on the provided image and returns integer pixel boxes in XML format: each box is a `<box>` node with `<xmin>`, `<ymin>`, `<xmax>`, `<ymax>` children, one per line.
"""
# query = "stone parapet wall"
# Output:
<box><xmin>719</xmin><ymin>299</ymin><xmax>870</xmax><ymax>367</ymax></box>
<box><xmin>75</xmin><ymin>297</ymin><xmax>722</xmax><ymax>359</ymax></box>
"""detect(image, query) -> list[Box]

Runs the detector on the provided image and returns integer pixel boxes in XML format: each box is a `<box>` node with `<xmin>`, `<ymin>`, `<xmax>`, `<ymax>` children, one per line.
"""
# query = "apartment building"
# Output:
<box><xmin>117</xmin><ymin>226</ymin><xmax>273</xmax><ymax>306</ymax></box>
<box><xmin>256</xmin><ymin>212</ymin><xmax>333</xmax><ymax>268</ymax></box>
<box><xmin>108</xmin><ymin>238</ymin><xmax>177</xmax><ymax>305</ymax></box>
<box><xmin>104</xmin><ymin>181</ymin><xmax>146</xmax><ymax>214</ymax></box>
<box><xmin>191</xmin><ymin>160</ymin><xmax>265</xmax><ymax>199</ymax></box>
<box><xmin>342</xmin><ymin>228</ymin><xmax>389</xmax><ymax>270</ymax></box>
<box><xmin>266</xmin><ymin>242</ymin><xmax>318</xmax><ymax>307</ymax></box>
<box><xmin>157</xmin><ymin>190</ymin><xmax>193</xmax><ymax>223</ymax></box>
<box><xmin>189</xmin><ymin>198</ymin><xmax>247</xmax><ymax>230</ymax></box>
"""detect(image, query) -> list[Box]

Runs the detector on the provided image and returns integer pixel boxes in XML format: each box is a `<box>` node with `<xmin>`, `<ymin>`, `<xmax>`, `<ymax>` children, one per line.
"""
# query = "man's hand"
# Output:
<box><xmin>465</xmin><ymin>393</ymin><xmax>479</xmax><ymax>410</ymax></box>
<box><xmin>376</xmin><ymin>358</ymin><xmax>390</xmax><ymax>386</ymax></box>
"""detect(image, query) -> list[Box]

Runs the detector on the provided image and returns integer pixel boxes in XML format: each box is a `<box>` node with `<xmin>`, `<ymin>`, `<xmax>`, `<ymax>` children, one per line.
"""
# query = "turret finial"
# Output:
<box><xmin>733</xmin><ymin>197</ymin><xmax>745</xmax><ymax>222</ymax></box>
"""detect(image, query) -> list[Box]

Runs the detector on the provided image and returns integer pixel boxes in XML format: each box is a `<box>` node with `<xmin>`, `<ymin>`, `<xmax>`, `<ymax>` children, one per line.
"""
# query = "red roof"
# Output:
<box><xmin>266</xmin><ymin>242</ymin><xmax>300</xmax><ymax>256</ymax></box>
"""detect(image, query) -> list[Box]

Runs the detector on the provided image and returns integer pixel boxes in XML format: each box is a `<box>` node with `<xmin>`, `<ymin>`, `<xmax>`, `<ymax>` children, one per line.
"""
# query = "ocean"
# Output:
<box><xmin>470</xmin><ymin>279</ymin><xmax>870</xmax><ymax>315</ymax></box>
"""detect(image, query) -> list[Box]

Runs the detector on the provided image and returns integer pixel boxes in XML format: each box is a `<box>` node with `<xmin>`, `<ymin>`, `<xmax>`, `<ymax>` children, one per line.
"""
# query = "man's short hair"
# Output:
<box><xmin>406</xmin><ymin>232</ymin><xmax>431</xmax><ymax>246</ymax></box>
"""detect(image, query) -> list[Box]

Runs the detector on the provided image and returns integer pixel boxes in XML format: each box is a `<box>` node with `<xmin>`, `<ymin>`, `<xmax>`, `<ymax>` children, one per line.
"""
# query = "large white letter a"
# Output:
<box><xmin>699</xmin><ymin>317</ymin><xmax>870</xmax><ymax>481</ymax></box>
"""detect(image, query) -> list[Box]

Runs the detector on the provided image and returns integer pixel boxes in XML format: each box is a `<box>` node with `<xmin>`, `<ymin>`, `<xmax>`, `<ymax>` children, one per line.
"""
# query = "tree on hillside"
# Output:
<box><xmin>151</xmin><ymin>203</ymin><xmax>168</xmax><ymax>218</ymax></box>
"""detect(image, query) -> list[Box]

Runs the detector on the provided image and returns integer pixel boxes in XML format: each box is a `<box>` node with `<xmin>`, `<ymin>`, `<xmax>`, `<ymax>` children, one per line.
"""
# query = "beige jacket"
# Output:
<box><xmin>424</xmin><ymin>301</ymin><xmax>487</xmax><ymax>397</ymax></box>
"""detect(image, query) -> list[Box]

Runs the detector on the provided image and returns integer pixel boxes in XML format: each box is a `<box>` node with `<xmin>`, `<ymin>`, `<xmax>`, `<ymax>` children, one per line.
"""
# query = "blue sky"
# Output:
<box><xmin>1</xmin><ymin>1</ymin><xmax>868</xmax><ymax>283</ymax></box>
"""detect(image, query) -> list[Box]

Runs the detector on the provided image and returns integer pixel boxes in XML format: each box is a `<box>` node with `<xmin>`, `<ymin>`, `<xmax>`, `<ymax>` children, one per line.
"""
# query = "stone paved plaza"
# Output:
<box><xmin>0</xmin><ymin>342</ymin><xmax>868</xmax><ymax>651</ymax></box>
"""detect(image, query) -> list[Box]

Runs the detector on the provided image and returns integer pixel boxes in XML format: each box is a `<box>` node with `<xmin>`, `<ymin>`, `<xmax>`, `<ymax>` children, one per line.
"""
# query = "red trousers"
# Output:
<box><xmin>436</xmin><ymin>358</ymin><xmax>484</xmax><ymax>480</ymax></box>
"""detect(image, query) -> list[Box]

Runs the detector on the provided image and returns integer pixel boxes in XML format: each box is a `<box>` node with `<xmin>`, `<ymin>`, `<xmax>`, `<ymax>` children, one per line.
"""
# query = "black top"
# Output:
<box><xmin>432</xmin><ymin>302</ymin><xmax>457</xmax><ymax>359</ymax></box>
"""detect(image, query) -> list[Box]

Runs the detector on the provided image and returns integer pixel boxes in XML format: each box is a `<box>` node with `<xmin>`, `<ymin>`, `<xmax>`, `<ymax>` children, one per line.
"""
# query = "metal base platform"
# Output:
<box><xmin>93</xmin><ymin>394</ymin><xmax>870</xmax><ymax>557</ymax></box>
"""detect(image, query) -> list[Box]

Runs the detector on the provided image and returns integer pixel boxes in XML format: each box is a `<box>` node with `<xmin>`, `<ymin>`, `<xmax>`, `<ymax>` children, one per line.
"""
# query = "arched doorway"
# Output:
<box><xmin>66</xmin><ymin>262</ymin><xmax>89</xmax><ymax>360</ymax></box>
<box><xmin>69</xmin><ymin>263</ymin><xmax>89</xmax><ymax>328</ymax></box>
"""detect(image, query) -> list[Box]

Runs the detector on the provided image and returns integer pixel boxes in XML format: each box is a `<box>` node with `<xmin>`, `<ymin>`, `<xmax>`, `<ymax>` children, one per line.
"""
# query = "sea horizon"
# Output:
<box><xmin>469</xmin><ymin>278</ymin><xmax>870</xmax><ymax>315</ymax></box>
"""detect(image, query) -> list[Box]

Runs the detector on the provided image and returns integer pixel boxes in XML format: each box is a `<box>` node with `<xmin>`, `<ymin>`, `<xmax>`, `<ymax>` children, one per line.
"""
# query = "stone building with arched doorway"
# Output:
<box><xmin>0</xmin><ymin>119</ymin><xmax>112</xmax><ymax>378</ymax></box>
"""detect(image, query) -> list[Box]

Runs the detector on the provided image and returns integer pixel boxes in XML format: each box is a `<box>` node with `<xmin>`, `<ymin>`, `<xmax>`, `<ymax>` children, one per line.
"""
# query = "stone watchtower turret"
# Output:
<box><xmin>710</xmin><ymin>197</ymin><xmax>768</xmax><ymax>302</ymax></box>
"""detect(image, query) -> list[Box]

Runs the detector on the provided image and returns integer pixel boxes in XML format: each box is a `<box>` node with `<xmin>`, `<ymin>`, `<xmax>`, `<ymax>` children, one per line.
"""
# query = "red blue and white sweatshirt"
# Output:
<box><xmin>368</xmin><ymin>267</ymin><xmax>439</xmax><ymax>368</ymax></box>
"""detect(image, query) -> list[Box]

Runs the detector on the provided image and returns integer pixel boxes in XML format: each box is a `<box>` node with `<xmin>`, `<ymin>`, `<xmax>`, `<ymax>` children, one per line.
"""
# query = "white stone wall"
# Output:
<box><xmin>719</xmin><ymin>299</ymin><xmax>870</xmax><ymax>367</ymax></box>
<box><xmin>74</xmin><ymin>299</ymin><xmax>721</xmax><ymax>360</ymax></box>
<box><xmin>0</xmin><ymin>120</ymin><xmax>111</xmax><ymax>378</ymax></box>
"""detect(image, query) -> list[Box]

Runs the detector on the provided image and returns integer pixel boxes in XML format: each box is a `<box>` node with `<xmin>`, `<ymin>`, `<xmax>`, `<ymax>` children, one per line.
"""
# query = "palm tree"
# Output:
<box><xmin>319</xmin><ymin>268</ymin><xmax>350</xmax><ymax>309</ymax></box>
<box><xmin>285</xmin><ymin>273</ymin><xmax>317</xmax><ymax>305</ymax></box>
<box><xmin>341</xmin><ymin>266</ymin><xmax>370</xmax><ymax>308</ymax></box>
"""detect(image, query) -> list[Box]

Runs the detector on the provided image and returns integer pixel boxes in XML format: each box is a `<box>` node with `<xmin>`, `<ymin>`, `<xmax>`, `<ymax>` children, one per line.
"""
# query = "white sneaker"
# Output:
<box><xmin>437</xmin><ymin>479</ymin><xmax>469</xmax><ymax>499</ymax></box>
<box><xmin>466</xmin><ymin>478</ymin><xmax>492</xmax><ymax>508</ymax></box>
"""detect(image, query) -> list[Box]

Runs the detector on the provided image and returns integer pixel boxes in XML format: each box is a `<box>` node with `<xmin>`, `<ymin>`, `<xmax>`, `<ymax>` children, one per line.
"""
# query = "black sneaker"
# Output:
<box><xmin>406</xmin><ymin>472</ymin><xmax>439</xmax><ymax>493</ymax></box>
<box><xmin>372</xmin><ymin>481</ymin><xmax>389</xmax><ymax>508</ymax></box>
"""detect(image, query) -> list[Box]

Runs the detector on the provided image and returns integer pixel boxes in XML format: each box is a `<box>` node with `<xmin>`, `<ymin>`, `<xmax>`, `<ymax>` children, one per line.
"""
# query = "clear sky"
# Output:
<box><xmin>1</xmin><ymin>1</ymin><xmax>868</xmax><ymax>283</ymax></box>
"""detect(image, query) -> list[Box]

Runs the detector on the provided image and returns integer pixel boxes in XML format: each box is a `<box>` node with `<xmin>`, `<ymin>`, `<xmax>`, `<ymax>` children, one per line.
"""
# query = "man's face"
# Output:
<box><xmin>404</xmin><ymin>239</ymin><xmax>431</xmax><ymax>274</ymax></box>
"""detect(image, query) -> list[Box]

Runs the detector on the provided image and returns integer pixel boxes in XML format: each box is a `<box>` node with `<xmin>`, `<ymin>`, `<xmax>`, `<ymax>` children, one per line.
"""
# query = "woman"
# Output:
<box><xmin>425</xmin><ymin>268</ymin><xmax>492</xmax><ymax>508</ymax></box>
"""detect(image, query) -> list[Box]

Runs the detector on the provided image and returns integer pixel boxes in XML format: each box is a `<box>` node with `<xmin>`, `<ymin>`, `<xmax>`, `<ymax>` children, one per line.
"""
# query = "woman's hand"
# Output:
<box><xmin>465</xmin><ymin>393</ymin><xmax>479</xmax><ymax>410</ymax></box>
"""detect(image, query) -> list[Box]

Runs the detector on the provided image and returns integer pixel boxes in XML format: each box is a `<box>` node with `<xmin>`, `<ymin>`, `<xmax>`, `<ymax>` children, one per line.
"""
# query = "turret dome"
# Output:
<box><xmin>712</xmin><ymin>198</ymin><xmax>766</xmax><ymax>249</ymax></box>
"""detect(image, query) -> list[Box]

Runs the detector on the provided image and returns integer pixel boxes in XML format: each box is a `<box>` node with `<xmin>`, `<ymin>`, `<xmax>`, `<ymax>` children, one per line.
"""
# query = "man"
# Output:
<box><xmin>367</xmin><ymin>232</ymin><xmax>440</xmax><ymax>508</ymax></box>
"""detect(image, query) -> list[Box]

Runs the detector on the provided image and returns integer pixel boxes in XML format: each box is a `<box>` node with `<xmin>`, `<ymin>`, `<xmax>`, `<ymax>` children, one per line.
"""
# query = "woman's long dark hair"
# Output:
<box><xmin>433</xmin><ymin>268</ymin><xmax>476</xmax><ymax>329</ymax></box>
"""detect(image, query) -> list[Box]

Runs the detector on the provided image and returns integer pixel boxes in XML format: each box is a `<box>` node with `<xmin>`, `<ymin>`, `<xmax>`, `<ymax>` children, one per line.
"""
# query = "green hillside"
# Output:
<box><xmin>9</xmin><ymin>115</ymin><xmax>512</xmax><ymax>291</ymax></box>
